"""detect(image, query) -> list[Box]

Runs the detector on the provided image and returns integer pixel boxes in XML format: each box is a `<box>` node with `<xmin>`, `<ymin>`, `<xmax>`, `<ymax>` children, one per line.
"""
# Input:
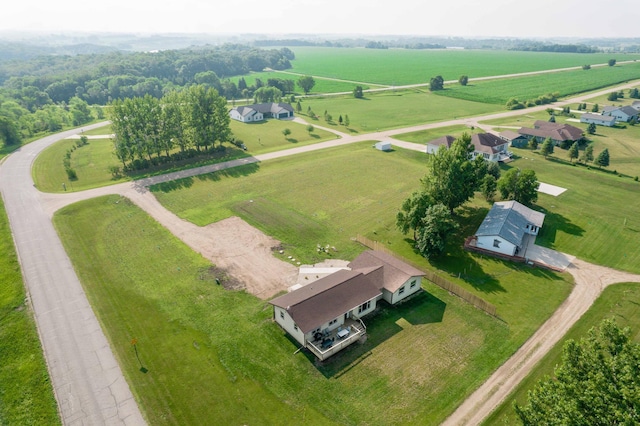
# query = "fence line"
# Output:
<box><xmin>355</xmin><ymin>235</ymin><xmax>498</xmax><ymax>318</ymax></box>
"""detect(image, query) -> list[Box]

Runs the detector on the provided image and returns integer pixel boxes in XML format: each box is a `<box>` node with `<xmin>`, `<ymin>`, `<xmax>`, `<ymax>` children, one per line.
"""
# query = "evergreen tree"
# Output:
<box><xmin>595</xmin><ymin>148</ymin><xmax>610</xmax><ymax>168</ymax></box>
<box><xmin>540</xmin><ymin>138</ymin><xmax>554</xmax><ymax>157</ymax></box>
<box><xmin>568</xmin><ymin>142</ymin><xmax>579</xmax><ymax>163</ymax></box>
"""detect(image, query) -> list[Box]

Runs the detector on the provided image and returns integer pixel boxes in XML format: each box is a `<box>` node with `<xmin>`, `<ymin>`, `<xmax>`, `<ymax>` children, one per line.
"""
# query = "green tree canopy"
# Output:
<box><xmin>423</xmin><ymin>133</ymin><xmax>477</xmax><ymax>213</ymax></box>
<box><xmin>608</xmin><ymin>58</ymin><xmax>617</xmax><ymax>66</ymax></box>
<box><xmin>515</xmin><ymin>319</ymin><xmax>640</xmax><ymax>425</ymax></box>
<box><xmin>415</xmin><ymin>204</ymin><xmax>458</xmax><ymax>259</ymax></box>
<box><xmin>540</xmin><ymin>138</ymin><xmax>554</xmax><ymax>157</ymax></box>
<box><xmin>595</xmin><ymin>148</ymin><xmax>610</xmax><ymax>168</ymax></box>
<box><xmin>353</xmin><ymin>85</ymin><xmax>364</xmax><ymax>98</ymax></box>
<box><xmin>497</xmin><ymin>168</ymin><xmax>539</xmax><ymax>206</ymax></box>
<box><xmin>458</xmin><ymin>75</ymin><xmax>468</xmax><ymax>86</ymax></box>
<box><xmin>429</xmin><ymin>75</ymin><xmax>444</xmax><ymax>91</ymax></box>
<box><xmin>568</xmin><ymin>141</ymin><xmax>579</xmax><ymax>163</ymax></box>
<box><xmin>0</xmin><ymin>116</ymin><xmax>21</xmax><ymax>146</ymax></box>
<box><xmin>587</xmin><ymin>122</ymin><xmax>596</xmax><ymax>135</ymax></box>
<box><xmin>297</xmin><ymin>75</ymin><xmax>316</xmax><ymax>94</ymax></box>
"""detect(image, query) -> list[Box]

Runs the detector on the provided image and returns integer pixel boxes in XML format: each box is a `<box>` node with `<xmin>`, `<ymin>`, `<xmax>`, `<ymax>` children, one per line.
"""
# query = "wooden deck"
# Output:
<box><xmin>306</xmin><ymin>319</ymin><xmax>366</xmax><ymax>360</ymax></box>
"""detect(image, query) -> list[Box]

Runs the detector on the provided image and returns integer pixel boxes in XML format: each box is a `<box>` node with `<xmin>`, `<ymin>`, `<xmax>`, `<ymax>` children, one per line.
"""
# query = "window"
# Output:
<box><xmin>293</xmin><ymin>324</ymin><xmax>298</xmax><ymax>331</ymax></box>
<box><xmin>410</xmin><ymin>280</ymin><xmax>417</xmax><ymax>289</ymax></box>
<box><xmin>399</xmin><ymin>286</ymin><xmax>405</xmax><ymax>295</ymax></box>
<box><xmin>280</xmin><ymin>311</ymin><xmax>284</xmax><ymax>320</ymax></box>
<box><xmin>493</xmin><ymin>239</ymin><xmax>501</xmax><ymax>248</ymax></box>
<box><xmin>358</xmin><ymin>300</ymin><xmax>371</xmax><ymax>314</ymax></box>
<box><xmin>329</xmin><ymin>319</ymin><xmax>337</xmax><ymax>326</ymax></box>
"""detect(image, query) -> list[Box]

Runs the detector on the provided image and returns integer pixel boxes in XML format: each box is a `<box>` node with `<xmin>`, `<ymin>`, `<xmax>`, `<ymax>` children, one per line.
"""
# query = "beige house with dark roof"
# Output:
<box><xmin>518</xmin><ymin>121</ymin><xmax>583</xmax><ymax>146</ymax></box>
<box><xmin>269</xmin><ymin>250</ymin><xmax>425</xmax><ymax>360</ymax></box>
<box><xmin>426</xmin><ymin>133</ymin><xmax>510</xmax><ymax>162</ymax></box>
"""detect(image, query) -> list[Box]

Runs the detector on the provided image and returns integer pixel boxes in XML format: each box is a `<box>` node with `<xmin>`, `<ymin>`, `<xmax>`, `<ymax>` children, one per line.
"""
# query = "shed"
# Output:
<box><xmin>374</xmin><ymin>141</ymin><xmax>392</xmax><ymax>151</ymax></box>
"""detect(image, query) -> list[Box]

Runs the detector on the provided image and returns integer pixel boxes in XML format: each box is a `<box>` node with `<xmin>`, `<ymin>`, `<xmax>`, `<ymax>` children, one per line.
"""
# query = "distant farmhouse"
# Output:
<box><xmin>518</xmin><ymin>121</ymin><xmax>583</xmax><ymax>146</ymax></box>
<box><xmin>580</xmin><ymin>113</ymin><xmax>616</xmax><ymax>127</ymax></box>
<box><xmin>602</xmin><ymin>105</ymin><xmax>638</xmax><ymax>123</ymax></box>
<box><xmin>472</xmin><ymin>200</ymin><xmax>545</xmax><ymax>257</ymax></box>
<box><xmin>229</xmin><ymin>102</ymin><xmax>294</xmax><ymax>123</ymax></box>
<box><xmin>426</xmin><ymin>133</ymin><xmax>510</xmax><ymax>162</ymax></box>
<box><xmin>269</xmin><ymin>250</ymin><xmax>425</xmax><ymax>361</ymax></box>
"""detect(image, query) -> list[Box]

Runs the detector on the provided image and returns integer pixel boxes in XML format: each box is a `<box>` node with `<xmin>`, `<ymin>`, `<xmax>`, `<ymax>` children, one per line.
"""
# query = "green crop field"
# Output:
<box><xmin>229</xmin><ymin>71</ymin><xmax>382</xmax><ymax>95</ymax></box>
<box><xmin>485</xmin><ymin>282</ymin><xmax>640</xmax><ymax>425</ymax></box>
<box><xmin>286</xmin><ymin>47</ymin><xmax>640</xmax><ymax>86</ymax></box>
<box><xmin>436</xmin><ymin>63</ymin><xmax>640</xmax><ymax>105</ymax></box>
<box><xmin>0</xmin><ymin>199</ymin><xmax>60</xmax><ymax>425</ymax></box>
<box><xmin>294</xmin><ymin>88</ymin><xmax>502</xmax><ymax>133</ymax></box>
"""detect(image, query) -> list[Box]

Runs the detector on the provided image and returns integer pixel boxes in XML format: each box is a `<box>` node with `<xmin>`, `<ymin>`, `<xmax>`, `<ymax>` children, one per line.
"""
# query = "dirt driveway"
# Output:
<box><xmin>442</xmin><ymin>259</ymin><xmax>640</xmax><ymax>425</ymax></box>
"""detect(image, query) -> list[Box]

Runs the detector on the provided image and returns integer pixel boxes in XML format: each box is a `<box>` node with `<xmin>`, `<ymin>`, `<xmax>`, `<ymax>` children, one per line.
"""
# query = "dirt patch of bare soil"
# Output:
<box><xmin>195</xmin><ymin>216</ymin><xmax>298</xmax><ymax>299</ymax></box>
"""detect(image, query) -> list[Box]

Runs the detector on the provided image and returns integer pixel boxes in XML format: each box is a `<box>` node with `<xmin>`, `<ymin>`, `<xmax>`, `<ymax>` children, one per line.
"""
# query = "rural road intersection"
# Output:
<box><xmin>2</xmin><ymin>81</ymin><xmax>640</xmax><ymax>425</ymax></box>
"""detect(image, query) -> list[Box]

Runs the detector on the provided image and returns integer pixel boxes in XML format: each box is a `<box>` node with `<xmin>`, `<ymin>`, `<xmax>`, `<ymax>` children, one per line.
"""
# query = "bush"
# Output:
<box><xmin>65</xmin><ymin>167</ymin><xmax>77</xmax><ymax>180</ymax></box>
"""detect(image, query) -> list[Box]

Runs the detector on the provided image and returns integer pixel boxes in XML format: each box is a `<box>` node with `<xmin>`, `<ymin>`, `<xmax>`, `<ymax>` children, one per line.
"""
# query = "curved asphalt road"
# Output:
<box><xmin>0</xmin><ymin>124</ymin><xmax>145</xmax><ymax>425</ymax></box>
<box><xmin>2</xmin><ymin>80</ymin><xmax>639</xmax><ymax>425</ymax></box>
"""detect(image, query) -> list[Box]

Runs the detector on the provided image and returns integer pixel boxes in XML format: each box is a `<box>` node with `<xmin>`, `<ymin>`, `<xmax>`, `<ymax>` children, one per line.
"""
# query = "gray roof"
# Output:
<box><xmin>269</xmin><ymin>269</ymin><xmax>380</xmax><ymax>333</ymax></box>
<box><xmin>475</xmin><ymin>201</ymin><xmax>545</xmax><ymax>248</ymax></box>
<box><xmin>581</xmin><ymin>113</ymin><xmax>616</xmax><ymax>123</ymax></box>
<box><xmin>349</xmin><ymin>250</ymin><xmax>425</xmax><ymax>293</ymax></box>
<box><xmin>603</xmin><ymin>105</ymin><xmax>637</xmax><ymax>117</ymax></box>
<box><xmin>231</xmin><ymin>102</ymin><xmax>294</xmax><ymax>117</ymax></box>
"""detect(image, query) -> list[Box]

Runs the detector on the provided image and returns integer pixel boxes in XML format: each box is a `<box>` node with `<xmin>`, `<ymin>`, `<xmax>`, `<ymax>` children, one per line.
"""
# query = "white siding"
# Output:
<box><xmin>426</xmin><ymin>144</ymin><xmax>439</xmax><ymax>154</ymax></box>
<box><xmin>273</xmin><ymin>307</ymin><xmax>306</xmax><ymax>346</ymax></box>
<box><xmin>476</xmin><ymin>235</ymin><xmax>517</xmax><ymax>256</ymax></box>
<box><xmin>351</xmin><ymin>297</ymin><xmax>378</xmax><ymax>319</ymax></box>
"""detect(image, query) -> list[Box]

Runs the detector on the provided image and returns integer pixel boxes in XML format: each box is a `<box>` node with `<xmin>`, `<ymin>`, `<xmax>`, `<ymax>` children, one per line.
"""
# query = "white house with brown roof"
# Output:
<box><xmin>269</xmin><ymin>250</ymin><xmax>425</xmax><ymax>360</ymax></box>
<box><xmin>426</xmin><ymin>133</ymin><xmax>509</xmax><ymax>162</ymax></box>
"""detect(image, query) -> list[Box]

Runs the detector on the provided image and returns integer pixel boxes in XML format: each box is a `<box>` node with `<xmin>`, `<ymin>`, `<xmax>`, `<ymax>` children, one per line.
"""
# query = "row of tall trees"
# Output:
<box><xmin>108</xmin><ymin>85</ymin><xmax>230</xmax><ymax>170</ymax></box>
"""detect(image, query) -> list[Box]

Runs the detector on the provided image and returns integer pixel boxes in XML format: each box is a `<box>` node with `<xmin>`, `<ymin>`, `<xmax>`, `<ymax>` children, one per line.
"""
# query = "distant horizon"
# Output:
<box><xmin>2</xmin><ymin>0</ymin><xmax>639</xmax><ymax>40</ymax></box>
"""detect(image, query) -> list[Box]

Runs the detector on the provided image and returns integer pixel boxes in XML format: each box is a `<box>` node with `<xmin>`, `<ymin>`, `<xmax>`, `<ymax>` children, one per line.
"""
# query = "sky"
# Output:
<box><xmin>2</xmin><ymin>0</ymin><xmax>639</xmax><ymax>39</ymax></box>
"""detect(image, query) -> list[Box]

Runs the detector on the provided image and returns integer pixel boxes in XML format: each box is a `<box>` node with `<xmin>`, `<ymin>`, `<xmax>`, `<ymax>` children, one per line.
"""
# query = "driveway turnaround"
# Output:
<box><xmin>0</xmin><ymin>124</ymin><xmax>146</xmax><ymax>425</ymax></box>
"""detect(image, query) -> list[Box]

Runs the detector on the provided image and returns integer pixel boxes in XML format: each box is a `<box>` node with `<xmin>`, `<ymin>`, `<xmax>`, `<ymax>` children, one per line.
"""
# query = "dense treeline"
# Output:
<box><xmin>0</xmin><ymin>44</ymin><xmax>293</xmax><ymax>146</ymax></box>
<box><xmin>108</xmin><ymin>85</ymin><xmax>230</xmax><ymax>171</ymax></box>
<box><xmin>0</xmin><ymin>44</ymin><xmax>294</xmax><ymax>105</ymax></box>
<box><xmin>511</xmin><ymin>43</ymin><xmax>598</xmax><ymax>53</ymax></box>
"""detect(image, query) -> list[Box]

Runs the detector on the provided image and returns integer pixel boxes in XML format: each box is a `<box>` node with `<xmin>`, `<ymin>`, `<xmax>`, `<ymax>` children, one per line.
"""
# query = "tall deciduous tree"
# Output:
<box><xmin>497</xmin><ymin>168</ymin><xmax>539</xmax><ymax>206</ymax></box>
<box><xmin>396</xmin><ymin>191</ymin><xmax>432</xmax><ymax>240</ymax></box>
<box><xmin>458</xmin><ymin>75</ymin><xmax>468</xmax><ymax>86</ymax></box>
<box><xmin>0</xmin><ymin>116</ymin><xmax>21</xmax><ymax>146</ymax></box>
<box><xmin>429</xmin><ymin>75</ymin><xmax>444</xmax><ymax>91</ymax></box>
<box><xmin>297</xmin><ymin>75</ymin><xmax>316</xmax><ymax>94</ymax></box>
<box><xmin>415</xmin><ymin>204</ymin><xmax>458</xmax><ymax>258</ymax></box>
<box><xmin>515</xmin><ymin>319</ymin><xmax>640</xmax><ymax>425</ymax></box>
<box><xmin>423</xmin><ymin>133</ymin><xmax>477</xmax><ymax>213</ymax></box>
<box><xmin>353</xmin><ymin>86</ymin><xmax>364</xmax><ymax>98</ymax></box>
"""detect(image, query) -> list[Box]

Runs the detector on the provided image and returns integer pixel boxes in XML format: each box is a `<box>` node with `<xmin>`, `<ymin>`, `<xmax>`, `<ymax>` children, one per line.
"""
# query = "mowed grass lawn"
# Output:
<box><xmin>32</xmin><ymin>121</ymin><xmax>336</xmax><ymax>193</ymax></box>
<box><xmin>295</xmin><ymin>89</ymin><xmax>503</xmax><ymax>133</ymax></box>
<box><xmin>0</xmin><ymin>199</ymin><xmax>60</xmax><ymax>425</ymax></box>
<box><xmin>485</xmin><ymin>282</ymin><xmax>640</xmax><ymax>425</ymax></box>
<box><xmin>288</xmin><ymin>47</ymin><xmax>640</xmax><ymax>86</ymax></box>
<box><xmin>54</xmin><ymin>192</ymin><xmax>569</xmax><ymax>425</ymax></box>
<box><xmin>500</xmin><ymin>152</ymin><xmax>640</xmax><ymax>273</ymax></box>
<box><xmin>152</xmin><ymin>142</ymin><xmax>572</xmax><ymax>341</ymax></box>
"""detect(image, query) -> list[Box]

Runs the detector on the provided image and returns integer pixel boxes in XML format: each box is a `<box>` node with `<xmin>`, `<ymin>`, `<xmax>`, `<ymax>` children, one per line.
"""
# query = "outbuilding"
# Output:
<box><xmin>374</xmin><ymin>141</ymin><xmax>392</xmax><ymax>151</ymax></box>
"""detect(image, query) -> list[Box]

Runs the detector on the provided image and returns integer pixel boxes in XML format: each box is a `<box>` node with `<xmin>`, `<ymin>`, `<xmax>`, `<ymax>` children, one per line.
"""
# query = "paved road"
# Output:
<box><xmin>2</xmin><ymin>79</ymin><xmax>640</xmax><ymax>425</ymax></box>
<box><xmin>0</xmin><ymin>124</ymin><xmax>145</xmax><ymax>426</ymax></box>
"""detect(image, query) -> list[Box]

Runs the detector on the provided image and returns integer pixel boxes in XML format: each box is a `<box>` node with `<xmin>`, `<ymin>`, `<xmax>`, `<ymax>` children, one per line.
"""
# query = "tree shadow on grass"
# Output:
<box><xmin>310</xmin><ymin>291</ymin><xmax>446</xmax><ymax>378</ymax></box>
<box><xmin>150</xmin><ymin>162</ymin><xmax>260</xmax><ymax>193</ymax></box>
<box><xmin>534</xmin><ymin>208</ymin><xmax>584</xmax><ymax>249</ymax></box>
